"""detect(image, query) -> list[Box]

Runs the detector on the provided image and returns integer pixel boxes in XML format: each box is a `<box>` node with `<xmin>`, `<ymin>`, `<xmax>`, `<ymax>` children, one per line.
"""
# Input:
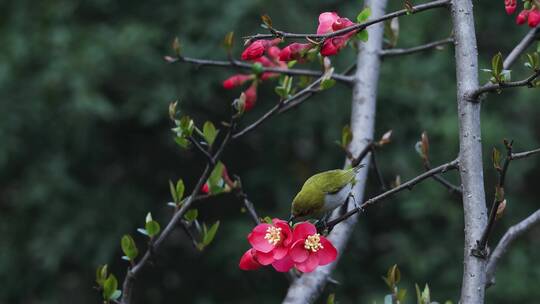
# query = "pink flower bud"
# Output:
<box><xmin>222</xmin><ymin>74</ymin><xmax>252</xmax><ymax>89</ymax></box>
<box><xmin>528</xmin><ymin>9</ymin><xmax>540</xmax><ymax>27</ymax></box>
<box><xmin>279</xmin><ymin>43</ymin><xmax>312</xmax><ymax>62</ymax></box>
<box><xmin>266</xmin><ymin>46</ymin><xmax>281</xmax><ymax>61</ymax></box>
<box><xmin>241</xmin><ymin>39</ymin><xmax>281</xmax><ymax>61</ymax></box>
<box><xmin>320</xmin><ymin>36</ymin><xmax>348</xmax><ymax>56</ymax></box>
<box><xmin>244</xmin><ymin>84</ymin><xmax>257</xmax><ymax>111</ymax></box>
<box><xmin>517</xmin><ymin>10</ymin><xmax>530</xmax><ymax>25</ymax></box>
<box><xmin>201</xmin><ymin>183</ymin><xmax>210</xmax><ymax>194</ymax></box>
<box><xmin>332</xmin><ymin>17</ymin><xmax>356</xmax><ymax>31</ymax></box>
<box><xmin>505</xmin><ymin>0</ymin><xmax>517</xmax><ymax>15</ymax></box>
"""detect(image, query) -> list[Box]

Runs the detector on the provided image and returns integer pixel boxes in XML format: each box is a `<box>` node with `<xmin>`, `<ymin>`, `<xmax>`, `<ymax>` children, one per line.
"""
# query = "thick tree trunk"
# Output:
<box><xmin>449</xmin><ymin>0</ymin><xmax>488</xmax><ymax>303</ymax></box>
<box><xmin>281</xmin><ymin>0</ymin><xmax>388</xmax><ymax>303</ymax></box>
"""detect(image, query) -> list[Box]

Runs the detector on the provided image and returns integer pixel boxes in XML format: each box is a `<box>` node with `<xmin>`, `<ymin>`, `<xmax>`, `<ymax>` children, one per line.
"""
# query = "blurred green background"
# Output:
<box><xmin>1</xmin><ymin>0</ymin><xmax>539</xmax><ymax>303</ymax></box>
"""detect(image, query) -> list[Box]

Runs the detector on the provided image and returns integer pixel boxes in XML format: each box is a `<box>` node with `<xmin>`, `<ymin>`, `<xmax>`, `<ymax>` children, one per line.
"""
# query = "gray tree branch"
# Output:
<box><xmin>485</xmin><ymin>209</ymin><xmax>540</xmax><ymax>287</ymax></box>
<box><xmin>450</xmin><ymin>0</ymin><xmax>489</xmax><ymax>303</ymax></box>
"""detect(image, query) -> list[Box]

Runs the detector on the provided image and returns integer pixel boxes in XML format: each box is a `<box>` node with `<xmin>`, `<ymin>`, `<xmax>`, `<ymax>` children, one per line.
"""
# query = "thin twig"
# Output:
<box><xmin>485</xmin><ymin>209</ymin><xmax>540</xmax><ymax>287</ymax></box>
<box><xmin>325</xmin><ymin>159</ymin><xmax>459</xmax><ymax>230</ymax></box>
<box><xmin>423</xmin><ymin>159</ymin><xmax>462</xmax><ymax>195</ymax></box>
<box><xmin>243</xmin><ymin>0</ymin><xmax>450</xmax><ymax>42</ymax></box>
<box><xmin>380</xmin><ymin>37</ymin><xmax>454</xmax><ymax>57</ymax></box>
<box><xmin>188</xmin><ymin>137</ymin><xmax>215</xmax><ymax>165</ymax></box>
<box><xmin>469</xmin><ymin>69</ymin><xmax>540</xmax><ymax>101</ymax></box>
<box><xmin>511</xmin><ymin>147</ymin><xmax>540</xmax><ymax>160</ymax></box>
<box><xmin>167</xmin><ymin>56</ymin><xmax>353</xmax><ymax>84</ymax></box>
<box><xmin>473</xmin><ymin>141</ymin><xmax>513</xmax><ymax>258</ymax></box>
<box><xmin>232</xmin><ymin>77</ymin><xmax>323</xmax><ymax>139</ymax></box>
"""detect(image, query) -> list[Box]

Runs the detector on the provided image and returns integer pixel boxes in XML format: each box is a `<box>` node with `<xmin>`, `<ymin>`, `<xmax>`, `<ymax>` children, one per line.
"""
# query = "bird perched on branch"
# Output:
<box><xmin>290</xmin><ymin>164</ymin><xmax>365</xmax><ymax>221</ymax></box>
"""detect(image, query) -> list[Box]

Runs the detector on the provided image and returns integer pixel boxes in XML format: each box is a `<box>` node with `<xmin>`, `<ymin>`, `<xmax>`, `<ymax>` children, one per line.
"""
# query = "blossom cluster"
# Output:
<box><xmin>239</xmin><ymin>219</ymin><xmax>337</xmax><ymax>273</ymax></box>
<box><xmin>505</xmin><ymin>0</ymin><xmax>540</xmax><ymax>27</ymax></box>
<box><xmin>222</xmin><ymin>12</ymin><xmax>359</xmax><ymax>112</ymax></box>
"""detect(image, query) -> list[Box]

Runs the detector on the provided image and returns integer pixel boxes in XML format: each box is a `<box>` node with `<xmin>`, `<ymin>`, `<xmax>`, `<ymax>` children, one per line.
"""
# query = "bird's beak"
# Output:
<box><xmin>288</xmin><ymin>214</ymin><xmax>295</xmax><ymax>225</ymax></box>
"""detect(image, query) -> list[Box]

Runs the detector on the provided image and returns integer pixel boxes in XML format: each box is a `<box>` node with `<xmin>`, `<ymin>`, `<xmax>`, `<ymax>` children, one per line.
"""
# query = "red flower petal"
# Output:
<box><xmin>244</xmin><ymin>84</ymin><xmax>257</xmax><ymax>111</ymax></box>
<box><xmin>273</xmin><ymin>219</ymin><xmax>293</xmax><ymax>246</ymax></box>
<box><xmin>272</xmin><ymin>245</ymin><xmax>288</xmax><ymax>260</ymax></box>
<box><xmin>296</xmin><ymin>253</ymin><xmax>319</xmax><ymax>273</ymax></box>
<box><xmin>292</xmin><ymin>222</ymin><xmax>317</xmax><ymax>241</ymax></box>
<box><xmin>289</xmin><ymin>239</ymin><xmax>309</xmax><ymax>263</ymax></box>
<box><xmin>317</xmin><ymin>237</ymin><xmax>338</xmax><ymax>265</ymax></box>
<box><xmin>248</xmin><ymin>223</ymin><xmax>274</xmax><ymax>253</ymax></box>
<box><xmin>239</xmin><ymin>249</ymin><xmax>262</xmax><ymax>271</ymax></box>
<box><xmin>254</xmin><ymin>250</ymin><xmax>274</xmax><ymax>265</ymax></box>
<box><xmin>272</xmin><ymin>256</ymin><xmax>294</xmax><ymax>272</ymax></box>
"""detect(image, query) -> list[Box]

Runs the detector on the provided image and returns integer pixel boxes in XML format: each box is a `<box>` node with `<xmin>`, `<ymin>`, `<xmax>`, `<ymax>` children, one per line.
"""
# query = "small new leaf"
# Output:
<box><xmin>103</xmin><ymin>274</ymin><xmax>118</xmax><ymax>300</ymax></box>
<box><xmin>327</xmin><ymin>293</ymin><xmax>335</xmax><ymax>304</ymax></box>
<box><xmin>172</xmin><ymin>37</ymin><xmax>181</xmax><ymax>56</ymax></box>
<box><xmin>356</xmin><ymin>30</ymin><xmax>369</xmax><ymax>42</ymax></box>
<box><xmin>341</xmin><ymin>125</ymin><xmax>353</xmax><ymax>148</ymax></box>
<box><xmin>145</xmin><ymin>220</ymin><xmax>161</xmax><ymax>238</ymax></box>
<box><xmin>203</xmin><ymin>121</ymin><xmax>218</xmax><ymax>147</ymax></box>
<box><xmin>252</xmin><ymin>62</ymin><xmax>264</xmax><ymax>75</ymax></box>
<box><xmin>184</xmin><ymin>209</ymin><xmax>199</xmax><ymax>222</ymax></box>
<box><xmin>421</xmin><ymin>131</ymin><xmax>429</xmax><ymax>160</ymax></box>
<box><xmin>320</xmin><ymin>78</ymin><xmax>336</xmax><ymax>90</ymax></box>
<box><xmin>202</xmin><ymin>220</ymin><xmax>220</xmax><ymax>246</ymax></box>
<box><xmin>492</xmin><ymin>147</ymin><xmax>502</xmax><ymax>170</ymax></box>
<box><xmin>96</xmin><ymin>264</ymin><xmax>108</xmax><ymax>287</ymax></box>
<box><xmin>496</xmin><ymin>199</ymin><xmax>507</xmax><ymax>220</ymax></box>
<box><xmin>357</xmin><ymin>7</ymin><xmax>372</xmax><ymax>23</ymax></box>
<box><xmin>223</xmin><ymin>32</ymin><xmax>234</xmax><ymax>50</ymax></box>
<box><xmin>121</xmin><ymin>235</ymin><xmax>138</xmax><ymax>261</ymax></box>
<box><xmin>491</xmin><ymin>52</ymin><xmax>503</xmax><ymax>82</ymax></box>
<box><xmin>176</xmin><ymin>179</ymin><xmax>185</xmax><ymax>203</ymax></box>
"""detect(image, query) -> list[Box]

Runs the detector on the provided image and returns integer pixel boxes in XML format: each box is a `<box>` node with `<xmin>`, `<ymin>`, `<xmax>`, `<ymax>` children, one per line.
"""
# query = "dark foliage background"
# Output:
<box><xmin>1</xmin><ymin>0</ymin><xmax>539</xmax><ymax>303</ymax></box>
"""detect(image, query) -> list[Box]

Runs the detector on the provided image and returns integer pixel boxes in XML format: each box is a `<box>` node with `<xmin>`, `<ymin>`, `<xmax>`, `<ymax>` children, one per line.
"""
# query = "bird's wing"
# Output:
<box><xmin>311</xmin><ymin>168</ymin><xmax>356</xmax><ymax>194</ymax></box>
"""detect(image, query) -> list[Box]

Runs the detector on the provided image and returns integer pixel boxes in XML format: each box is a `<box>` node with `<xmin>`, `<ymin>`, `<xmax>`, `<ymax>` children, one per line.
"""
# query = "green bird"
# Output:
<box><xmin>290</xmin><ymin>164</ymin><xmax>365</xmax><ymax>221</ymax></box>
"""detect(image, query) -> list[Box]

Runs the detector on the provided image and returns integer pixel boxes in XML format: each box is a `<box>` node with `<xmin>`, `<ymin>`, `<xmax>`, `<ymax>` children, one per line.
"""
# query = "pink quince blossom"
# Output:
<box><xmin>288</xmin><ymin>222</ymin><xmax>337</xmax><ymax>273</ymax></box>
<box><xmin>222</xmin><ymin>74</ymin><xmax>252</xmax><ymax>89</ymax></box>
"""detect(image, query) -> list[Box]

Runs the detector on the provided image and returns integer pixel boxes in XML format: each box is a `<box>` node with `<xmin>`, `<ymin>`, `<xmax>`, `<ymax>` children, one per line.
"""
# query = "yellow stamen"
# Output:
<box><xmin>264</xmin><ymin>226</ymin><xmax>282</xmax><ymax>246</ymax></box>
<box><xmin>304</xmin><ymin>234</ymin><xmax>324</xmax><ymax>252</ymax></box>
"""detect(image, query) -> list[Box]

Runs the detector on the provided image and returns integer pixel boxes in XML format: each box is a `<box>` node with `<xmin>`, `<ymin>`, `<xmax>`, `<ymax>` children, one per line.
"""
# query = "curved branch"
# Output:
<box><xmin>485</xmin><ymin>209</ymin><xmax>540</xmax><ymax>287</ymax></box>
<box><xmin>244</xmin><ymin>0</ymin><xmax>450</xmax><ymax>42</ymax></box>
<box><xmin>503</xmin><ymin>27</ymin><xmax>540</xmax><ymax>69</ymax></box>
<box><xmin>469</xmin><ymin>69</ymin><xmax>540</xmax><ymax>101</ymax></box>
<box><xmin>325</xmin><ymin>159</ymin><xmax>459</xmax><ymax>229</ymax></box>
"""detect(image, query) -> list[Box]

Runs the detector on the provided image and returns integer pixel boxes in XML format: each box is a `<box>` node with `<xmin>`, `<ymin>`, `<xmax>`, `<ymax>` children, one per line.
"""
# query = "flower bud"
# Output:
<box><xmin>222</xmin><ymin>74</ymin><xmax>252</xmax><ymax>89</ymax></box>
<box><xmin>517</xmin><ymin>10</ymin><xmax>530</xmax><ymax>25</ymax></box>
<box><xmin>528</xmin><ymin>9</ymin><xmax>540</xmax><ymax>27</ymax></box>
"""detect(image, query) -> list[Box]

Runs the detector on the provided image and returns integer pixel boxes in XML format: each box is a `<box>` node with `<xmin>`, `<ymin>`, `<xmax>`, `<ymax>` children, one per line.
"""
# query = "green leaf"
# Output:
<box><xmin>341</xmin><ymin>125</ymin><xmax>353</xmax><ymax>148</ymax></box>
<box><xmin>415</xmin><ymin>284</ymin><xmax>422</xmax><ymax>304</ymax></box>
<box><xmin>176</xmin><ymin>179</ymin><xmax>185</xmax><ymax>203</ymax></box>
<box><xmin>184</xmin><ymin>209</ymin><xmax>199</xmax><ymax>222</ymax></box>
<box><xmin>491</xmin><ymin>52</ymin><xmax>503</xmax><ymax>81</ymax></box>
<box><xmin>327</xmin><ymin>293</ymin><xmax>335</xmax><ymax>304</ymax></box>
<box><xmin>96</xmin><ymin>264</ymin><xmax>108</xmax><ymax>287</ymax></box>
<box><xmin>223</xmin><ymin>32</ymin><xmax>234</xmax><ymax>50</ymax></box>
<box><xmin>145</xmin><ymin>220</ymin><xmax>161</xmax><ymax>238</ymax></box>
<box><xmin>263</xmin><ymin>216</ymin><xmax>273</xmax><ymax>224</ymax></box>
<box><xmin>357</xmin><ymin>7</ymin><xmax>372</xmax><ymax>23</ymax></box>
<box><xmin>202</xmin><ymin>220</ymin><xmax>220</xmax><ymax>246</ymax></box>
<box><xmin>208</xmin><ymin>162</ymin><xmax>225</xmax><ymax>194</ymax></box>
<box><xmin>397</xmin><ymin>288</ymin><xmax>407</xmax><ymax>302</ymax></box>
<box><xmin>356</xmin><ymin>30</ymin><xmax>369</xmax><ymax>42</ymax></box>
<box><xmin>537</xmin><ymin>41</ymin><xmax>540</xmax><ymax>53</ymax></box>
<box><xmin>421</xmin><ymin>284</ymin><xmax>430</xmax><ymax>303</ymax></box>
<box><xmin>320</xmin><ymin>78</ymin><xmax>336</xmax><ymax>90</ymax></box>
<box><xmin>492</xmin><ymin>147</ymin><xmax>501</xmax><ymax>170</ymax></box>
<box><xmin>121</xmin><ymin>235</ymin><xmax>138</xmax><ymax>261</ymax></box>
<box><xmin>203</xmin><ymin>121</ymin><xmax>218</xmax><ymax>146</ymax></box>
<box><xmin>174</xmin><ymin>136</ymin><xmax>190</xmax><ymax>149</ymax></box>
<box><xmin>169</xmin><ymin>180</ymin><xmax>178</xmax><ymax>203</ymax></box>
<box><xmin>103</xmin><ymin>274</ymin><xmax>118</xmax><ymax>300</ymax></box>
<box><xmin>172</xmin><ymin>37</ymin><xmax>181</xmax><ymax>56</ymax></box>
